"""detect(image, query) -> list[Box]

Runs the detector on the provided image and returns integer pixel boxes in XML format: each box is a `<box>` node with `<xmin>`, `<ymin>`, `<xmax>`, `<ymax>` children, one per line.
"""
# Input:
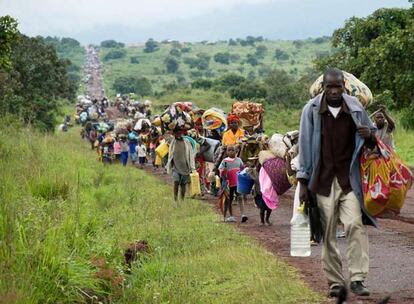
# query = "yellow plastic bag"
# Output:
<box><xmin>190</xmin><ymin>172</ymin><xmax>201</xmax><ymax>196</ymax></box>
<box><xmin>215</xmin><ymin>175</ymin><xmax>221</xmax><ymax>189</ymax></box>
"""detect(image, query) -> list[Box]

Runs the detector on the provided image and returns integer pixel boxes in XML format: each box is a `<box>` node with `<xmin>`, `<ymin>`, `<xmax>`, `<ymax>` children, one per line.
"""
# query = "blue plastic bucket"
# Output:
<box><xmin>237</xmin><ymin>171</ymin><xmax>254</xmax><ymax>194</ymax></box>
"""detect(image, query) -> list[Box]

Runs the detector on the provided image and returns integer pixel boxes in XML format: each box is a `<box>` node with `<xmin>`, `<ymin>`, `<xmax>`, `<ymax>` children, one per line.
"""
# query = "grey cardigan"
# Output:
<box><xmin>297</xmin><ymin>93</ymin><xmax>377</xmax><ymax>226</ymax></box>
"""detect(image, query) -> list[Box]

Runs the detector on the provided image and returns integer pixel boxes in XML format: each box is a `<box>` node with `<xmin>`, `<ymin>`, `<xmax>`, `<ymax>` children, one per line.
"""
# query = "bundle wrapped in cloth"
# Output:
<box><xmin>114</xmin><ymin>119</ymin><xmax>131</xmax><ymax>134</ymax></box>
<box><xmin>360</xmin><ymin>138</ymin><xmax>412</xmax><ymax>217</ymax></box>
<box><xmin>202</xmin><ymin>108</ymin><xmax>227</xmax><ymax>132</ymax></box>
<box><xmin>160</xmin><ymin>103</ymin><xmax>194</xmax><ymax>131</ymax></box>
<box><xmin>231</xmin><ymin>101</ymin><xmax>264</xmax><ymax>130</ymax></box>
<box><xmin>310</xmin><ymin>71</ymin><xmax>373</xmax><ymax>107</ymax></box>
<box><xmin>134</xmin><ymin>118</ymin><xmax>151</xmax><ymax>131</ymax></box>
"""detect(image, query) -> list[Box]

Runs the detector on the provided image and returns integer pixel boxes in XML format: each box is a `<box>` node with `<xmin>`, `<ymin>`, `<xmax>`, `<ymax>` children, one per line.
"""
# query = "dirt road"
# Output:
<box><xmin>146</xmin><ymin>167</ymin><xmax>414</xmax><ymax>303</ymax></box>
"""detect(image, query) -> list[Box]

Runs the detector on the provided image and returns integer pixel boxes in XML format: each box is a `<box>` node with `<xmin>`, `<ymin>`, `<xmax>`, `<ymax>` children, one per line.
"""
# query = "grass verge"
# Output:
<box><xmin>0</xmin><ymin>117</ymin><xmax>322</xmax><ymax>303</ymax></box>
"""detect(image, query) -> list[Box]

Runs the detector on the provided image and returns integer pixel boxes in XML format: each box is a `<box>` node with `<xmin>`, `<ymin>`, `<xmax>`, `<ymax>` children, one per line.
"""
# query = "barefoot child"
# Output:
<box><xmin>219</xmin><ymin>145</ymin><xmax>248</xmax><ymax>223</ymax></box>
<box><xmin>167</xmin><ymin>131</ymin><xmax>195</xmax><ymax>202</ymax></box>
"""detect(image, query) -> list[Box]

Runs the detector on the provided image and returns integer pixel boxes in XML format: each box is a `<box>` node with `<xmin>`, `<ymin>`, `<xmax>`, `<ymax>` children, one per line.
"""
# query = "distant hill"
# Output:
<box><xmin>100</xmin><ymin>37</ymin><xmax>331</xmax><ymax>96</ymax></box>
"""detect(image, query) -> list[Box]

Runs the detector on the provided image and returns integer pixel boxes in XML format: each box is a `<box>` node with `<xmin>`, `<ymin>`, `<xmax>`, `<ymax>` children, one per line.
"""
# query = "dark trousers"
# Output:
<box><xmin>121</xmin><ymin>151</ymin><xmax>128</xmax><ymax>166</ymax></box>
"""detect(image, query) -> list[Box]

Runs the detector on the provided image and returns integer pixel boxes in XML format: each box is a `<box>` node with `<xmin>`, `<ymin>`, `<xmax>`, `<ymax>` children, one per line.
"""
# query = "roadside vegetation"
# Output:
<box><xmin>0</xmin><ymin>118</ymin><xmax>322</xmax><ymax>303</ymax></box>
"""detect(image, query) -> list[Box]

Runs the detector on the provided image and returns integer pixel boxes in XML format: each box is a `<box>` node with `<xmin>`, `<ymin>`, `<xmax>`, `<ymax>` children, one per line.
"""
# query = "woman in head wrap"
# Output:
<box><xmin>222</xmin><ymin>114</ymin><xmax>245</xmax><ymax>146</ymax></box>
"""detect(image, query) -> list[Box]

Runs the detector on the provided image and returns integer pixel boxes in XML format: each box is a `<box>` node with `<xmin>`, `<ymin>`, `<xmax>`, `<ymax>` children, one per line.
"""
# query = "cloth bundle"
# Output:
<box><xmin>268</xmin><ymin>134</ymin><xmax>288</xmax><ymax>159</ymax></box>
<box><xmin>202</xmin><ymin>108</ymin><xmax>227</xmax><ymax>132</ymax></box>
<box><xmin>160</xmin><ymin>104</ymin><xmax>193</xmax><ymax>131</ymax></box>
<box><xmin>134</xmin><ymin>118</ymin><xmax>151</xmax><ymax>131</ymax></box>
<box><xmin>231</xmin><ymin>101</ymin><xmax>264</xmax><ymax>130</ymax></box>
<box><xmin>360</xmin><ymin>138</ymin><xmax>412</xmax><ymax>217</ymax></box>
<box><xmin>262</xmin><ymin>157</ymin><xmax>291</xmax><ymax>196</ymax></box>
<box><xmin>239</xmin><ymin>137</ymin><xmax>262</xmax><ymax>162</ymax></box>
<box><xmin>310</xmin><ymin>71</ymin><xmax>373</xmax><ymax>107</ymax></box>
<box><xmin>97</xmin><ymin>122</ymin><xmax>109</xmax><ymax>133</ymax></box>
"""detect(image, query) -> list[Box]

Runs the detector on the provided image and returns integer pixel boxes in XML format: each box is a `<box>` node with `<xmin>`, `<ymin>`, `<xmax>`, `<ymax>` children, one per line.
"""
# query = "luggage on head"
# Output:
<box><xmin>231</xmin><ymin>101</ymin><xmax>264</xmax><ymax>132</ymax></box>
<box><xmin>310</xmin><ymin>71</ymin><xmax>372</xmax><ymax>107</ymax></box>
<box><xmin>202</xmin><ymin>108</ymin><xmax>227</xmax><ymax>133</ymax></box>
<box><xmin>160</xmin><ymin>103</ymin><xmax>193</xmax><ymax>131</ymax></box>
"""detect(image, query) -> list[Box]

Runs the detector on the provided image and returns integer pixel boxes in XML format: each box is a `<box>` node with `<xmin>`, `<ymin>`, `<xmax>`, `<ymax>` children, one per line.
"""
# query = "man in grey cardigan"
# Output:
<box><xmin>297</xmin><ymin>68</ymin><xmax>377</xmax><ymax>298</ymax></box>
<box><xmin>167</xmin><ymin>131</ymin><xmax>195</xmax><ymax>202</ymax></box>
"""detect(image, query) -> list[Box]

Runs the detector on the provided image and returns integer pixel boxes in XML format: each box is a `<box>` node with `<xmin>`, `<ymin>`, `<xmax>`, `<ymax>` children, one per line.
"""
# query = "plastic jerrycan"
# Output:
<box><xmin>190</xmin><ymin>171</ymin><xmax>201</xmax><ymax>196</ymax></box>
<box><xmin>290</xmin><ymin>204</ymin><xmax>311</xmax><ymax>257</ymax></box>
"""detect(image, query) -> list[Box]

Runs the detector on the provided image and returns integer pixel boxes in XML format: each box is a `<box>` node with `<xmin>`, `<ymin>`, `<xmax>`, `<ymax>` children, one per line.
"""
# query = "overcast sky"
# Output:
<box><xmin>1</xmin><ymin>0</ymin><xmax>411</xmax><ymax>44</ymax></box>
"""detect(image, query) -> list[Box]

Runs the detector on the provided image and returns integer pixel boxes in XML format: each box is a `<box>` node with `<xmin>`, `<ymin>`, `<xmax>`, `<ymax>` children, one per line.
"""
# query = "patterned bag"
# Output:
<box><xmin>231</xmin><ymin>101</ymin><xmax>264</xmax><ymax>130</ymax></box>
<box><xmin>360</xmin><ymin>138</ymin><xmax>412</xmax><ymax>217</ymax></box>
<box><xmin>262</xmin><ymin>157</ymin><xmax>291</xmax><ymax>195</ymax></box>
<box><xmin>310</xmin><ymin>71</ymin><xmax>373</xmax><ymax>107</ymax></box>
<box><xmin>160</xmin><ymin>104</ymin><xmax>193</xmax><ymax>131</ymax></box>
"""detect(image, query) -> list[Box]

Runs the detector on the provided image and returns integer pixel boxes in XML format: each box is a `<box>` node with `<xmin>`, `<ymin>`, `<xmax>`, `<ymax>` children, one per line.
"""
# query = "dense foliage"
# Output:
<box><xmin>0</xmin><ymin>16</ymin><xmax>19</xmax><ymax>69</ymax></box>
<box><xmin>144</xmin><ymin>38</ymin><xmax>160</xmax><ymax>53</ymax></box>
<box><xmin>0</xmin><ymin>18</ymin><xmax>79</xmax><ymax>131</ymax></box>
<box><xmin>316</xmin><ymin>6</ymin><xmax>414</xmax><ymax>110</ymax></box>
<box><xmin>100</xmin><ymin>39</ymin><xmax>125</xmax><ymax>48</ymax></box>
<box><xmin>103</xmin><ymin>49</ymin><xmax>127</xmax><ymax>61</ymax></box>
<box><xmin>112</xmin><ymin>76</ymin><xmax>153</xmax><ymax>96</ymax></box>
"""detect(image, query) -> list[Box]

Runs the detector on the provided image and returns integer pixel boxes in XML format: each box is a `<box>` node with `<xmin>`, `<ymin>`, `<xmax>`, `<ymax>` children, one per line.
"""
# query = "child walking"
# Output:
<box><xmin>167</xmin><ymin>131</ymin><xmax>195</xmax><ymax>202</ymax></box>
<box><xmin>219</xmin><ymin>145</ymin><xmax>248</xmax><ymax>223</ymax></box>
<box><xmin>137</xmin><ymin>139</ymin><xmax>147</xmax><ymax>169</ymax></box>
<box><xmin>119</xmin><ymin>135</ymin><xmax>129</xmax><ymax>167</ymax></box>
<box><xmin>246</xmin><ymin>158</ymin><xmax>272</xmax><ymax>225</ymax></box>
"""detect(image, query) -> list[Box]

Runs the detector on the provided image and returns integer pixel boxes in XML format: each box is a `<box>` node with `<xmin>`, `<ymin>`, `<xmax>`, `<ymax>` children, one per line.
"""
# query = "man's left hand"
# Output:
<box><xmin>357</xmin><ymin>125</ymin><xmax>373</xmax><ymax>139</ymax></box>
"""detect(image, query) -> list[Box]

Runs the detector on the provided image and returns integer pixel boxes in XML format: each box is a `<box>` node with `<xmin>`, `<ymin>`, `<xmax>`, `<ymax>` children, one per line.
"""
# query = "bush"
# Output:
<box><xmin>165</xmin><ymin>57</ymin><xmax>179</xmax><ymax>73</ymax></box>
<box><xmin>312</xmin><ymin>36</ymin><xmax>330</xmax><ymax>44</ymax></box>
<box><xmin>181</xmin><ymin>47</ymin><xmax>191</xmax><ymax>53</ymax></box>
<box><xmin>100</xmin><ymin>40</ymin><xmax>125</xmax><ymax>48</ymax></box>
<box><xmin>255</xmin><ymin>45</ymin><xmax>268</xmax><ymax>58</ymax></box>
<box><xmin>130</xmin><ymin>56</ymin><xmax>140</xmax><ymax>64</ymax></box>
<box><xmin>230</xmin><ymin>54</ymin><xmax>241</xmax><ymax>62</ymax></box>
<box><xmin>229</xmin><ymin>81</ymin><xmax>267</xmax><ymax>100</ymax></box>
<box><xmin>185</xmin><ymin>53</ymin><xmax>210</xmax><ymax>70</ymax></box>
<box><xmin>293</xmin><ymin>40</ymin><xmax>305</xmax><ymax>48</ymax></box>
<box><xmin>274</xmin><ymin>49</ymin><xmax>290</xmax><ymax>60</ymax></box>
<box><xmin>144</xmin><ymin>38</ymin><xmax>160</xmax><ymax>53</ymax></box>
<box><xmin>103</xmin><ymin>49</ymin><xmax>126</xmax><ymax>61</ymax></box>
<box><xmin>246</xmin><ymin>54</ymin><xmax>259</xmax><ymax>66</ymax></box>
<box><xmin>213</xmin><ymin>73</ymin><xmax>246</xmax><ymax>91</ymax></box>
<box><xmin>264</xmin><ymin>69</ymin><xmax>303</xmax><ymax>108</ymax></box>
<box><xmin>191</xmin><ymin>79</ymin><xmax>213</xmax><ymax>90</ymax></box>
<box><xmin>112</xmin><ymin>76</ymin><xmax>152</xmax><ymax>96</ymax></box>
<box><xmin>228</xmin><ymin>38</ymin><xmax>238</xmax><ymax>46</ymax></box>
<box><xmin>401</xmin><ymin>104</ymin><xmax>414</xmax><ymax>129</ymax></box>
<box><xmin>214</xmin><ymin>52</ymin><xmax>231</xmax><ymax>64</ymax></box>
<box><xmin>169</xmin><ymin>48</ymin><xmax>181</xmax><ymax>57</ymax></box>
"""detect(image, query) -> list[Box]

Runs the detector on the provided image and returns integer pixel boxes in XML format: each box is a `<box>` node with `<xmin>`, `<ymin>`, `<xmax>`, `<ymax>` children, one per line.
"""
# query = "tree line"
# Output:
<box><xmin>0</xmin><ymin>16</ymin><xmax>80</xmax><ymax>131</ymax></box>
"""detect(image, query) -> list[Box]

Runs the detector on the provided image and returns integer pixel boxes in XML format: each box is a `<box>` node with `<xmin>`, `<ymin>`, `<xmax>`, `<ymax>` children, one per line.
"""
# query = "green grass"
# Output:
<box><xmin>100</xmin><ymin>39</ymin><xmax>330</xmax><ymax>95</ymax></box>
<box><xmin>0</xmin><ymin>116</ymin><xmax>322</xmax><ymax>303</ymax></box>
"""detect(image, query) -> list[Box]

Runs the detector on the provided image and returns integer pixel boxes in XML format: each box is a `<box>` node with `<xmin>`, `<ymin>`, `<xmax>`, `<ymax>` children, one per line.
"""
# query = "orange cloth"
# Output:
<box><xmin>222</xmin><ymin>128</ymin><xmax>245</xmax><ymax>146</ymax></box>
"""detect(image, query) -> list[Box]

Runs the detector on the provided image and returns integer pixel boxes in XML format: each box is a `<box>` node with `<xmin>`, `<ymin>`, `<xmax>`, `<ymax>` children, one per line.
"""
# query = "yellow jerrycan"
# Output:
<box><xmin>190</xmin><ymin>171</ymin><xmax>201</xmax><ymax>196</ymax></box>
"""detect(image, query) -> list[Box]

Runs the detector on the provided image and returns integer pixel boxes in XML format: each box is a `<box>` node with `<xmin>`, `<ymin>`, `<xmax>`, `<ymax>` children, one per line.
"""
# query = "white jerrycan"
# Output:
<box><xmin>290</xmin><ymin>195</ymin><xmax>311</xmax><ymax>257</ymax></box>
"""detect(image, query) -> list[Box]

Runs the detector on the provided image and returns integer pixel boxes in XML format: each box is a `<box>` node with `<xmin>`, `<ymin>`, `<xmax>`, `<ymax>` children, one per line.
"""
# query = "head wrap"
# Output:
<box><xmin>227</xmin><ymin>113</ymin><xmax>240</xmax><ymax>124</ymax></box>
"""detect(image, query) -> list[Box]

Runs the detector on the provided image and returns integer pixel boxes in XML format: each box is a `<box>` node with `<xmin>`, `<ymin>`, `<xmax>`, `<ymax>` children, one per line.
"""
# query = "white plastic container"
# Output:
<box><xmin>290</xmin><ymin>203</ymin><xmax>311</xmax><ymax>257</ymax></box>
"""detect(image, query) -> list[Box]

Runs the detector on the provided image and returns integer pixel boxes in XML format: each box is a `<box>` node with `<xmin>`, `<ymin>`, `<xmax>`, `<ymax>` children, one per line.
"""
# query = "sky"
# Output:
<box><xmin>0</xmin><ymin>0</ymin><xmax>411</xmax><ymax>44</ymax></box>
